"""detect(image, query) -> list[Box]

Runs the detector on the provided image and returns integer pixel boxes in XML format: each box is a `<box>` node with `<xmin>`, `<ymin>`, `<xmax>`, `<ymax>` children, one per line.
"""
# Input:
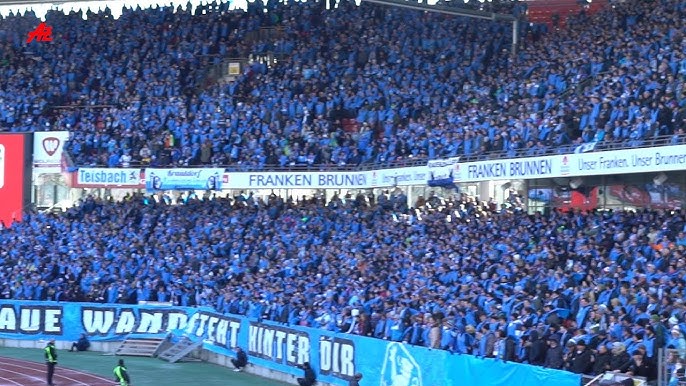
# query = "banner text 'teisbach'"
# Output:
<box><xmin>79</xmin><ymin>170</ymin><xmax>132</xmax><ymax>184</ymax></box>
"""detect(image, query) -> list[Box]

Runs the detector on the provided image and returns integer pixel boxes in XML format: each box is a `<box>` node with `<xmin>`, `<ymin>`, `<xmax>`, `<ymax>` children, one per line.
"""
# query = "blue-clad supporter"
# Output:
<box><xmin>4</xmin><ymin>190</ymin><xmax>686</xmax><ymax>379</ymax></box>
<box><xmin>2</xmin><ymin>0</ymin><xmax>686</xmax><ymax>166</ymax></box>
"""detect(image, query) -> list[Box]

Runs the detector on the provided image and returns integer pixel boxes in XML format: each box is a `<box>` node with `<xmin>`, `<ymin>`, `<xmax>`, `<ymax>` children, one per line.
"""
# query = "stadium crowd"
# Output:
<box><xmin>1</xmin><ymin>0</ymin><xmax>686</xmax><ymax>168</ymax></box>
<box><xmin>3</xmin><ymin>0</ymin><xmax>686</xmax><ymax>381</ymax></box>
<box><xmin>1</xmin><ymin>191</ymin><xmax>686</xmax><ymax>380</ymax></box>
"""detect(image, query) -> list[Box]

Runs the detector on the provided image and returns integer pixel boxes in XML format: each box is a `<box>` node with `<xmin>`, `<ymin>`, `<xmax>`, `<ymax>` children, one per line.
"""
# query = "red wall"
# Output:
<box><xmin>0</xmin><ymin>134</ymin><xmax>31</xmax><ymax>227</ymax></box>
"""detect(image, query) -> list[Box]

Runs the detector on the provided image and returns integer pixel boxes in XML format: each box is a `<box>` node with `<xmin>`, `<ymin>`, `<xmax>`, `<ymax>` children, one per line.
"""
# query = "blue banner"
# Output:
<box><xmin>0</xmin><ymin>301</ymin><xmax>580</xmax><ymax>386</ymax></box>
<box><xmin>145</xmin><ymin>168</ymin><xmax>223</xmax><ymax>192</ymax></box>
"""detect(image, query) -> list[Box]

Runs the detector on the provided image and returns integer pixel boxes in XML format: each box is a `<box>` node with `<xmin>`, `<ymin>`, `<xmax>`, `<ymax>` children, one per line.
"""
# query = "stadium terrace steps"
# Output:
<box><xmin>525</xmin><ymin>0</ymin><xmax>608</xmax><ymax>29</ymax></box>
<box><xmin>158</xmin><ymin>336</ymin><xmax>203</xmax><ymax>363</ymax></box>
<box><xmin>114</xmin><ymin>336</ymin><xmax>167</xmax><ymax>357</ymax></box>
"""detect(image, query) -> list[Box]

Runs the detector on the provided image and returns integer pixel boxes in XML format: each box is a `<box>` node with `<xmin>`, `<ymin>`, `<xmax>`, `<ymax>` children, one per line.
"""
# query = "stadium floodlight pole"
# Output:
<box><xmin>361</xmin><ymin>0</ymin><xmax>521</xmax><ymax>55</ymax></box>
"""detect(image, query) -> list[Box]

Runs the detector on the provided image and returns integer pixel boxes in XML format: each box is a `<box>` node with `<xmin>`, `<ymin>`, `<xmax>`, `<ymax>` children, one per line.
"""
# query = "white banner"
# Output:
<box><xmin>453</xmin><ymin>144</ymin><xmax>686</xmax><ymax>183</ymax></box>
<box><xmin>574</xmin><ymin>141</ymin><xmax>597</xmax><ymax>154</ymax></box>
<box><xmin>454</xmin><ymin>155</ymin><xmax>560</xmax><ymax>183</ymax></box>
<box><xmin>76</xmin><ymin>168</ymin><xmax>143</xmax><ymax>187</ymax></box>
<box><xmin>67</xmin><ymin>145</ymin><xmax>686</xmax><ymax>189</ymax></box>
<box><xmin>563</xmin><ymin>145</ymin><xmax>686</xmax><ymax>177</ymax></box>
<box><xmin>33</xmin><ymin>131</ymin><xmax>70</xmax><ymax>172</ymax></box>
<box><xmin>369</xmin><ymin>166</ymin><xmax>428</xmax><ymax>187</ymax></box>
<box><xmin>426</xmin><ymin>157</ymin><xmax>460</xmax><ymax>182</ymax></box>
<box><xmin>146</xmin><ymin>168</ymin><xmax>224</xmax><ymax>191</ymax></box>
<box><xmin>226</xmin><ymin>171</ymin><xmax>369</xmax><ymax>189</ymax></box>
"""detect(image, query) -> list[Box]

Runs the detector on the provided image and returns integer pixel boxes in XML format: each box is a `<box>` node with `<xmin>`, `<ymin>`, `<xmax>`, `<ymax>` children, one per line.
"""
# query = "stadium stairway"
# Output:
<box><xmin>114</xmin><ymin>334</ymin><xmax>168</xmax><ymax>357</ymax></box>
<box><xmin>158</xmin><ymin>336</ymin><xmax>203</xmax><ymax>363</ymax></box>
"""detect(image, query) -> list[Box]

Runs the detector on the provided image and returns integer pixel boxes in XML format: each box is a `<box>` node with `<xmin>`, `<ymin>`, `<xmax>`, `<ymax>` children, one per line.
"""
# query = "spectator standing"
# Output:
<box><xmin>669</xmin><ymin>363</ymin><xmax>686</xmax><ymax>386</ymax></box>
<box><xmin>429</xmin><ymin>315</ymin><xmax>442</xmax><ymax>349</ymax></box>
<box><xmin>528</xmin><ymin>330</ymin><xmax>547</xmax><ymax>366</ymax></box>
<box><xmin>565</xmin><ymin>340</ymin><xmax>593</xmax><ymax>374</ymax></box>
<box><xmin>670</xmin><ymin>327</ymin><xmax>686</xmax><ymax>360</ymax></box>
<box><xmin>626</xmin><ymin>350</ymin><xmax>655</xmax><ymax>381</ymax></box>
<box><xmin>592</xmin><ymin>344</ymin><xmax>612</xmax><ymax>375</ymax></box>
<box><xmin>544</xmin><ymin>334</ymin><xmax>564</xmax><ymax>370</ymax></box>
<box><xmin>113</xmin><ymin>359</ymin><xmax>131</xmax><ymax>386</ymax></box>
<box><xmin>44</xmin><ymin>339</ymin><xmax>57</xmax><ymax>386</ymax></box>
<box><xmin>610</xmin><ymin>343</ymin><xmax>632</xmax><ymax>373</ymax></box>
<box><xmin>478</xmin><ymin>324</ymin><xmax>496</xmax><ymax>358</ymax></box>
<box><xmin>495</xmin><ymin>330</ymin><xmax>516</xmax><ymax>362</ymax></box>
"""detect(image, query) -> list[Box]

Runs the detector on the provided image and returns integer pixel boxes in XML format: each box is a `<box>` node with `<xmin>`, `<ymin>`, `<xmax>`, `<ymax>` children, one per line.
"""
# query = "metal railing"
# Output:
<box><xmin>658</xmin><ymin>348</ymin><xmax>686</xmax><ymax>386</ymax></box>
<box><xmin>63</xmin><ymin>152</ymin><xmax>430</xmax><ymax>172</ymax></box>
<box><xmin>50</xmin><ymin>104</ymin><xmax>116</xmax><ymax>110</ymax></box>
<box><xmin>453</xmin><ymin>133</ymin><xmax>681</xmax><ymax>163</ymax></box>
<box><xmin>63</xmin><ymin>133</ymin><xmax>683</xmax><ymax>171</ymax></box>
<box><xmin>583</xmin><ymin>372</ymin><xmax>647</xmax><ymax>386</ymax></box>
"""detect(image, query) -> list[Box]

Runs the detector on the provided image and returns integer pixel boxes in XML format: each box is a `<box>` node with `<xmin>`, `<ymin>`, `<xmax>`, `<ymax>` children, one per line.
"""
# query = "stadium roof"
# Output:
<box><xmin>0</xmin><ymin>0</ymin><xmax>527</xmax><ymax>20</ymax></box>
<box><xmin>0</xmin><ymin>0</ymin><xmax>251</xmax><ymax>19</ymax></box>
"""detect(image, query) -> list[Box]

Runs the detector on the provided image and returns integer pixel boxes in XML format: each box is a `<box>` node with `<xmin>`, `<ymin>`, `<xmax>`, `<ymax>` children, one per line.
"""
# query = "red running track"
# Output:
<box><xmin>0</xmin><ymin>356</ymin><xmax>116</xmax><ymax>386</ymax></box>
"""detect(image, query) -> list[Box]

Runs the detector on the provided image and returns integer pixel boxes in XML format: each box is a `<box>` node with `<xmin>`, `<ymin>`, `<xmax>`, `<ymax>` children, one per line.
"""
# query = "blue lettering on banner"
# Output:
<box><xmin>598</xmin><ymin>156</ymin><xmax>628</xmax><ymax>169</ymax></box>
<box><xmin>145</xmin><ymin>168</ymin><xmax>223</xmax><ymax>191</ymax></box>
<box><xmin>632</xmin><ymin>154</ymin><xmax>652</xmax><ymax>167</ymax></box>
<box><xmin>78</xmin><ymin>169</ymin><xmax>137</xmax><ymax>184</ymax></box>
<box><xmin>467</xmin><ymin>159</ymin><xmax>552</xmax><ymax>179</ymax></box>
<box><xmin>380</xmin><ymin>171</ymin><xmax>427</xmax><ymax>186</ymax></box>
<box><xmin>655</xmin><ymin>152</ymin><xmax>686</xmax><ymax>166</ymax></box>
<box><xmin>468</xmin><ymin>162</ymin><xmax>506</xmax><ymax>179</ymax></box>
<box><xmin>508</xmin><ymin>159</ymin><xmax>552</xmax><ymax>177</ymax></box>
<box><xmin>249</xmin><ymin>174</ymin><xmax>312</xmax><ymax>187</ymax></box>
<box><xmin>247</xmin><ymin>173</ymin><xmax>367</xmax><ymax>188</ymax></box>
<box><xmin>0</xmin><ymin>301</ymin><xmax>580</xmax><ymax>386</ymax></box>
<box><xmin>318</xmin><ymin>174</ymin><xmax>366</xmax><ymax>187</ymax></box>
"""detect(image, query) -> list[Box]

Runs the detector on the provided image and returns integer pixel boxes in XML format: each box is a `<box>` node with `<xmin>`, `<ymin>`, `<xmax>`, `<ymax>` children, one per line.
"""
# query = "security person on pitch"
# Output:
<box><xmin>114</xmin><ymin>359</ymin><xmax>131</xmax><ymax>386</ymax></box>
<box><xmin>45</xmin><ymin>339</ymin><xmax>58</xmax><ymax>386</ymax></box>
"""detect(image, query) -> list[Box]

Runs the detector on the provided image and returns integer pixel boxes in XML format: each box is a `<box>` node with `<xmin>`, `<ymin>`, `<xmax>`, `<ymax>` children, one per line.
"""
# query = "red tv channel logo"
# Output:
<box><xmin>27</xmin><ymin>22</ymin><xmax>53</xmax><ymax>43</ymax></box>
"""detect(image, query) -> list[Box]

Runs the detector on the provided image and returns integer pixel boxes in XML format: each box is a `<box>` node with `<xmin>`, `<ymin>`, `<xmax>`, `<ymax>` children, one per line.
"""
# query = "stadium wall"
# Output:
<box><xmin>0</xmin><ymin>300</ymin><xmax>581</xmax><ymax>386</ymax></box>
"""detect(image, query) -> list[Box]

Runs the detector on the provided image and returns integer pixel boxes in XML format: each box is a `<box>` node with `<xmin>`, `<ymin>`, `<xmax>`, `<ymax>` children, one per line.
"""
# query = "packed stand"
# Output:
<box><xmin>0</xmin><ymin>1</ymin><xmax>272</xmax><ymax>166</ymax></box>
<box><xmin>3</xmin><ymin>193</ymin><xmax>686</xmax><ymax>380</ymax></box>
<box><xmin>1</xmin><ymin>0</ymin><xmax>685</xmax><ymax>169</ymax></box>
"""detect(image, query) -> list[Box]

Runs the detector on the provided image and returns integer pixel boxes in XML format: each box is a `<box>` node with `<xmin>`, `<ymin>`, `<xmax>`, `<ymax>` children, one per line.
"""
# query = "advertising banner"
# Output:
<box><xmin>454</xmin><ymin>155</ymin><xmax>560</xmax><ymax>183</ymax></box>
<box><xmin>0</xmin><ymin>301</ymin><xmax>580</xmax><ymax>386</ymax></box>
<box><xmin>33</xmin><ymin>131</ymin><xmax>70</xmax><ymax>172</ymax></box>
<box><xmin>76</xmin><ymin>168</ymin><xmax>144</xmax><ymax>188</ymax></box>
<box><xmin>0</xmin><ymin>133</ymin><xmax>31</xmax><ymax>226</ymax></box>
<box><xmin>368</xmin><ymin>166</ymin><xmax>429</xmax><ymax>188</ymax></box>
<box><xmin>426</xmin><ymin>157</ymin><xmax>460</xmax><ymax>181</ymax></box>
<box><xmin>145</xmin><ymin>168</ymin><xmax>223</xmax><ymax>192</ymax></box>
<box><xmin>226</xmin><ymin>171</ymin><xmax>369</xmax><ymax>189</ymax></box>
<box><xmin>563</xmin><ymin>144</ymin><xmax>686</xmax><ymax>177</ymax></box>
<box><xmin>58</xmin><ymin>145</ymin><xmax>686</xmax><ymax>190</ymax></box>
<box><xmin>454</xmin><ymin>145</ymin><xmax>686</xmax><ymax>183</ymax></box>
<box><xmin>574</xmin><ymin>141</ymin><xmax>597</xmax><ymax>154</ymax></box>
